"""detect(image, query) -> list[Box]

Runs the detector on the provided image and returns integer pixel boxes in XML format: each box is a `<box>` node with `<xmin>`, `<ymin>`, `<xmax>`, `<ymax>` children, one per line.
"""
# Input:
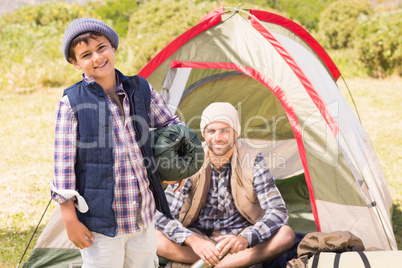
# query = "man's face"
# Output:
<box><xmin>204</xmin><ymin>121</ymin><xmax>237</xmax><ymax>157</ymax></box>
<box><xmin>70</xmin><ymin>35</ymin><xmax>115</xmax><ymax>82</ymax></box>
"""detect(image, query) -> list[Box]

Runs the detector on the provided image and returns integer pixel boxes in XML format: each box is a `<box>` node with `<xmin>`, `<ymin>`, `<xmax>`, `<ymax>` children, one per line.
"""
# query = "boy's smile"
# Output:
<box><xmin>70</xmin><ymin>35</ymin><xmax>115</xmax><ymax>84</ymax></box>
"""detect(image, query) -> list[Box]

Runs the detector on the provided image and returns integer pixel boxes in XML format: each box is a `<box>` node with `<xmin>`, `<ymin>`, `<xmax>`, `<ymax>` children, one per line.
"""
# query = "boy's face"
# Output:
<box><xmin>70</xmin><ymin>35</ymin><xmax>115</xmax><ymax>81</ymax></box>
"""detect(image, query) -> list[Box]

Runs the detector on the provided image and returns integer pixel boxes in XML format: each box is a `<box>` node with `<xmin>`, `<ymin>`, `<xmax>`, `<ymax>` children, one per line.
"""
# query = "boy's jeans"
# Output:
<box><xmin>80</xmin><ymin>220</ymin><xmax>159</xmax><ymax>268</ymax></box>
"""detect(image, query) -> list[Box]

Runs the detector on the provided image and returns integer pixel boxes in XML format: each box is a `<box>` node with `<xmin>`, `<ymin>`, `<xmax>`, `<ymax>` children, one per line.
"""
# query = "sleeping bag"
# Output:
<box><xmin>151</xmin><ymin>124</ymin><xmax>204</xmax><ymax>181</ymax></box>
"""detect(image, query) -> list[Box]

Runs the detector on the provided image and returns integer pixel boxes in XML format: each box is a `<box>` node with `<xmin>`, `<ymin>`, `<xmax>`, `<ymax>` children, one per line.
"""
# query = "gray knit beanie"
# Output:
<box><xmin>62</xmin><ymin>17</ymin><xmax>119</xmax><ymax>63</ymax></box>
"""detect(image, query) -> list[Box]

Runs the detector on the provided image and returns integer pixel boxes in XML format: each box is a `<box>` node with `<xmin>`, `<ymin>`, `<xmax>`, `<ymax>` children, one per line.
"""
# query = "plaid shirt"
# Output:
<box><xmin>155</xmin><ymin>154</ymin><xmax>288</xmax><ymax>247</ymax></box>
<box><xmin>51</xmin><ymin>75</ymin><xmax>182</xmax><ymax>234</ymax></box>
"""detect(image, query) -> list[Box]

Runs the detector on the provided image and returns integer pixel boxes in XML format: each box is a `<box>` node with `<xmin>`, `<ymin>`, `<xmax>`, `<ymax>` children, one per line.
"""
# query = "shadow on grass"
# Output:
<box><xmin>392</xmin><ymin>203</ymin><xmax>402</xmax><ymax>250</ymax></box>
<box><xmin>0</xmin><ymin>224</ymin><xmax>45</xmax><ymax>267</ymax></box>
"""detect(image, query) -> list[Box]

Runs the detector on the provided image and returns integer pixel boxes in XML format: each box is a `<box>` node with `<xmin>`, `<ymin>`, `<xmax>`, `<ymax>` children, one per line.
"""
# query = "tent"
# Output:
<box><xmin>137</xmin><ymin>6</ymin><xmax>396</xmax><ymax>250</ymax></box>
<box><xmin>24</xmin><ymin>6</ymin><xmax>397</xmax><ymax>268</ymax></box>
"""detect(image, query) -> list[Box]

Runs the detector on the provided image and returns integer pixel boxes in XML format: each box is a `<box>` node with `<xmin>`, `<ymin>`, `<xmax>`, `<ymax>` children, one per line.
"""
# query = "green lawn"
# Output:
<box><xmin>338</xmin><ymin>76</ymin><xmax>402</xmax><ymax>249</ymax></box>
<box><xmin>0</xmin><ymin>76</ymin><xmax>401</xmax><ymax>267</ymax></box>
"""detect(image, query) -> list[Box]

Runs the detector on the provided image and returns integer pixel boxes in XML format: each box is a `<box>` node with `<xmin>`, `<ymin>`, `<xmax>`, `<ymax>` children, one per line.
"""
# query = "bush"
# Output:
<box><xmin>353</xmin><ymin>9</ymin><xmax>402</xmax><ymax>78</ymax></box>
<box><xmin>94</xmin><ymin>0</ymin><xmax>140</xmax><ymax>37</ymax></box>
<box><xmin>327</xmin><ymin>48</ymin><xmax>368</xmax><ymax>78</ymax></box>
<box><xmin>0</xmin><ymin>2</ymin><xmax>96</xmax><ymax>92</ymax></box>
<box><xmin>122</xmin><ymin>0</ymin><xmax>284</xmax><ymax>74</ymax></box>
<box><xmin>122</xmin><ymin>0</ymin><xmax>216</xmax><ymax>74</ymax></box>
<box><xmin>268</xmin><ymin>0</ymin><xmax>336</xmax><ymax>31</ymax></box>
<box><xmin>317</xmin><ymin>0</ymin><xmax>371</xmax><ymax>49</ymax></box>
<box><xmin>1</xmin><ymin>1</ymin><xmax>95</xmax><ymax>29</ymax></box>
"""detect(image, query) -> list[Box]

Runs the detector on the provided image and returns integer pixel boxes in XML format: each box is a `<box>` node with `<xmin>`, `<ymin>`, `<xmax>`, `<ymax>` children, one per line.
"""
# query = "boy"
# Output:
<box><xmin>51</xmin><ymin>17</ymin><xmax>182</xmax><ymax>267</ymax></box>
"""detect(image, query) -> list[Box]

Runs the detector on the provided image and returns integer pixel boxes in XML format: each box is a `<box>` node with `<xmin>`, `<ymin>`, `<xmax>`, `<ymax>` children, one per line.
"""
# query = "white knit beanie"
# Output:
<box><xmin>200</xmin><ymin>102</ymin><xmax>241</xmax><ymax>137</ymax></box>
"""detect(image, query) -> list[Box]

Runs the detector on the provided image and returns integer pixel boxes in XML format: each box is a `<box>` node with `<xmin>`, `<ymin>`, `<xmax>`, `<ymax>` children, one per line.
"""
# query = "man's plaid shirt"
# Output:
<box><xmin>155</xmin><ymin>153</ymin><xmax>288</xmax><ymax>247</ymax></box>
<box><xmin>52</xmin><ymin>76</ymin><xmax>182</xmax><ymax>234</ymax></box>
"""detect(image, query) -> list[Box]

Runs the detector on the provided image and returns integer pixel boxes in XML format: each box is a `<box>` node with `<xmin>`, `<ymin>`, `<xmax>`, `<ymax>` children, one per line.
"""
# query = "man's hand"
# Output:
<box><xmin>215</xmin><ymin>235</ymin><xmax>249</xmax><ymax>255</ymax></box>
<box><xmin>161</xmin><ymin>179</ymin><xmax>186</xmax><ymax>192</ymax></box>
<box><xmin>185</xmin><ymin>235</ymin><xmax>223</xmax><ymax>266</ymax></box>
<box><xmin>60</xmin><ymin>200</ymin><xmax>94</xmax><ymax>249</ymax></box>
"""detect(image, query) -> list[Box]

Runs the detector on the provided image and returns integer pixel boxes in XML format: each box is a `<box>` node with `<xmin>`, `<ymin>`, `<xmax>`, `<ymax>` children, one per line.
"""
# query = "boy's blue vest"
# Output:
<box><xmin>63</xmin><ymin>70</ymin><xmax>173</xmax><ymax>237</ymax></box>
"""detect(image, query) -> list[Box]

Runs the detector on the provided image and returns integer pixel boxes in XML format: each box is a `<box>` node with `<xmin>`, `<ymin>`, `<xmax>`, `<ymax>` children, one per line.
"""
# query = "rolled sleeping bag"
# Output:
<box><xmin>151</xmin><ymin>124</ymin><xmax>204</xmax><ymax>181</ymax></box>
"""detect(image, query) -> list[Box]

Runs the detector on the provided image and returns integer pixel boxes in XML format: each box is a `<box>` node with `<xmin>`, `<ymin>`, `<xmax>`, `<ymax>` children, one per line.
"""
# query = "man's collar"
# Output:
<box><xmin>210</xmin><ymin>160</ymin><xmax>231</xmax><ymax>172</ymax></box>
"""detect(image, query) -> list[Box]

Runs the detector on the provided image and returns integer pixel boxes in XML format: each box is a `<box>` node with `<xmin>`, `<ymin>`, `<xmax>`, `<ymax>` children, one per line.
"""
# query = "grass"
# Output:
<box><xmin>338</xmin><ymin>76</ymin><xmax>402</xmax><ymax>248</ymax></box>
<box><xmin>0</xmin><ymin>88</ymin><xmax>61</xmax><ymax>267</ymax></box>
<box><xmin>0</xmin><ymin>76</ymin><xmax>401</xmax><ymax>267</ymax></box>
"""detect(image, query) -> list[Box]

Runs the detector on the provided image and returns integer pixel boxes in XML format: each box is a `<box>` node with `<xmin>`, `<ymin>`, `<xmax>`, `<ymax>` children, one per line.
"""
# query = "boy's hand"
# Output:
<box><xmin>59</xmin><ymin>200</ymin><xmax>94</xmax><ymax>249</ymax></box>
<box><xmin>65</xmin><ymin>219</ymin><xmax>94</xmax><ymax>249</ymax></box>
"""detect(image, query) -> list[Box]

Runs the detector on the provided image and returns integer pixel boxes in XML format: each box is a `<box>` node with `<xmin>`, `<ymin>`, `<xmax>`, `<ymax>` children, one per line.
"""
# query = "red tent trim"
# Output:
<box><xmin>139</xmin><ymin>7</ymin><xmax>339</xmax><ymax>137</ymax></box>
<box><xmin>170</xmin><ymin>60</ymin><xmax>321</xmax><ymax>232</ymax></box>
<box><xmin>249</xmin><ymin>9</ymin><xmax>341</xmax><ymax>81</ymax></box>
<box><xmin>250</xmin><ymin>16</ymin><xmax>339</xmax><ymax>137</ymax></box>
<box><xmin>139</xmin><ymin>7</ymin><xmax>224</xmax><ymax>78</ymax></box>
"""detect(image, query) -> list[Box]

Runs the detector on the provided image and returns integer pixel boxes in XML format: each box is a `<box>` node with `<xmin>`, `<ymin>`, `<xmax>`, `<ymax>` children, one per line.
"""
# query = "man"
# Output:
<box><xmin>156</xmin><ymin>102</ymin><xmax>295</xmax><ymax>267</ymax></box>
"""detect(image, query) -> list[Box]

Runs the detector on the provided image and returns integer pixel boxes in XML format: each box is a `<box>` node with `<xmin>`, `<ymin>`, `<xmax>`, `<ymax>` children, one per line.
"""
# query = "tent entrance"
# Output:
<box><xmin>163</xmin><ymin>67</ymin><xmax>295</xmax><ymax>141</ymax></box>
<box><xmin>161</xmin><ymin>66</ymin><xmax>316</xmax><ymax>233</ymax></box>
<box><xmin>276</xmin><ymin>174</ymin><xmax>316</xmax><ymax>233</ymax></box>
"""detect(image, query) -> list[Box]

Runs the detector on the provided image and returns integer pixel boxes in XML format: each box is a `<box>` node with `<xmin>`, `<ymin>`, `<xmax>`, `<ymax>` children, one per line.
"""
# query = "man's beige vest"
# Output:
<box><xmin>178</xmin><ymin>140</ymin><xmax>265</xmax><ymax>227</ymax></box>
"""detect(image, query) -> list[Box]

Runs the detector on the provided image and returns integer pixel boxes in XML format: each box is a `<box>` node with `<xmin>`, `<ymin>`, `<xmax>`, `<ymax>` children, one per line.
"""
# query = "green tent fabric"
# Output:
<box><xmin>23</xmin><ymin>248</ymin><xmax>82</xmax><ymax>268</ymax></box>
<box><xmin>275</xmin><ymin>174</ymin><xmax>316</xmax><ymax>234</ymax></box>
<box><xmin>23</xmin><ymin>206</ymin><xmax>82</xmax><ymax>268</ymax></box>
<box><xmin>151</xmin><ymin>124</ymin><xmax>204</xmax><ymax>181</ymax></box>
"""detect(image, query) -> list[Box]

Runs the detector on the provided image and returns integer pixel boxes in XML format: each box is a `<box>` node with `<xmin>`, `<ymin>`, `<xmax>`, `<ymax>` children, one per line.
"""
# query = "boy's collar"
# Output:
<box><xmin>82</xmin><ymin>73</ymin><xmax>96</xmax><ymax>84</ymax></box>
<box><xmin>81</xmin><ymin>71</ymin><xmax>123</xmax><ymax>89</ymax></box>
<box><xmin>81</xmin><ymin>69</ymin><xmax>127</xmax><ymax>83</ymax></box>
